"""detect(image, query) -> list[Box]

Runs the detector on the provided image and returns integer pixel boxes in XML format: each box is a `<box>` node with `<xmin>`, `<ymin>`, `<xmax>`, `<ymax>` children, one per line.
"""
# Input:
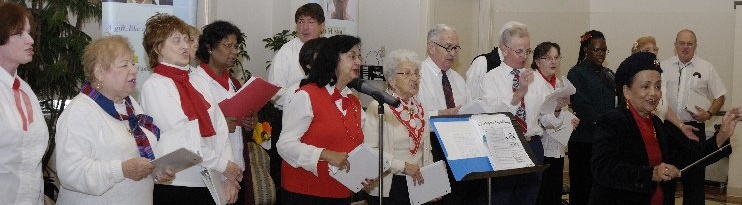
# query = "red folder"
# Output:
<box><xmin>218</xmin><ymin>77</ymin><xmax>279</xmax><ymax>118</ymax></box>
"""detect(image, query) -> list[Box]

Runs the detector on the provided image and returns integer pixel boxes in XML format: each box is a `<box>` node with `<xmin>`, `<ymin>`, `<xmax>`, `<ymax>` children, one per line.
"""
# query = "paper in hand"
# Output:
<box><xmin>218</xmin><ymin>77</ymin><xmax>279</xmax><ymax>118</ymax></box>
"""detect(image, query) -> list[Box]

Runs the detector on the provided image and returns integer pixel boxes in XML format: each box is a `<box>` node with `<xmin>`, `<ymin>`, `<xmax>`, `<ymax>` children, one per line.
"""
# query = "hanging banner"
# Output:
<box><xmin>101</xmin><ymin>0</ymin><xmax>197</xmax><ymax>98</ymax></box>
<box><xmin>309</xmin><ymin>0</ymin><xmax>358</xmax><ymax>36</ymax></box>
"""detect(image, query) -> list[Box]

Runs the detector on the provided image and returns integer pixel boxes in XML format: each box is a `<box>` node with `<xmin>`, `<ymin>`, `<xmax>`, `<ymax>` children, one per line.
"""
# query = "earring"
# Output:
<box><xmin>625</xmin><ymin>99</ymin><xmax>630</xmax><ymax>109</ymax></box>
<box><xmin>96</xmin><ymin>81</ymin><xmax>103</xmax><ymax>89</ymax></box>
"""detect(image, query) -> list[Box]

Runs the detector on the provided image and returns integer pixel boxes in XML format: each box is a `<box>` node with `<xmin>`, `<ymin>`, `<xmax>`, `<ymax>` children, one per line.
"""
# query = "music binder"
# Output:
<box><xmin>429</xmin><ymin>112</ymin><xmax>548</xmax><ymax>181</ymax></box>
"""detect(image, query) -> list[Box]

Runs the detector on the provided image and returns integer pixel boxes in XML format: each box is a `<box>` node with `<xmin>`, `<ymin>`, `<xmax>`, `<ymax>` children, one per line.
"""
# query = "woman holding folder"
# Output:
<box><xmin>589</xmin><ymin>52</ymin><xmax>740</xmax><ymax>204</ymax></box>
<box><xmin>277</xmin><ymin>35</ymin><xmax>364</xmax><ymax>204</ymax></box>
<box><xmin>139</xmin><ymin>14</ymin><xmax>241</xmax><ymax>204</ymax></box>
<box><xmin>362</xmin><ymin>49</ymin><xmax>435</xmax><ymax>205</ymax></box>
<box><xmin>193</xmin><ymin>20</ymin><xmax>262</xmax><ymax>204</ymax></box>
<box><xmin>55</xmin><ymin>36</ymin><xmax>174</xmax><ymax>204</ymax></box>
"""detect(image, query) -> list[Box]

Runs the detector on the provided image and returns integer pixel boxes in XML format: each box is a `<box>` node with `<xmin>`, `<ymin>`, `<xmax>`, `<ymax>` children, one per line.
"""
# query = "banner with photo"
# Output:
<box><xmin>309</xmin><ymin>0</ymin><xmax>358</xmax><ymax>36</ymax></box>
<box><xmin>101</xmin><ymin>0</ymin><xmax>197</xmax><ymax>98</ymax></box>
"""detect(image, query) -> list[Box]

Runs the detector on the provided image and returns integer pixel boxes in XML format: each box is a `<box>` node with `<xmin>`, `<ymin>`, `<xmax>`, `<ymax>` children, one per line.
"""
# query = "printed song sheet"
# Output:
<box><xmin>539</xmin><ymin>76</ymin><xmax>576</xmax><ymax>114</ymax></box>
<box><xmin>470</xmin><ymin>114</ymin><xmax>535</xmax><ymax>171</ymax></box>
<box><xmin>431</xmin><ymin>121</ymin><xmax>489</xmax><ymax>160</ymax></box>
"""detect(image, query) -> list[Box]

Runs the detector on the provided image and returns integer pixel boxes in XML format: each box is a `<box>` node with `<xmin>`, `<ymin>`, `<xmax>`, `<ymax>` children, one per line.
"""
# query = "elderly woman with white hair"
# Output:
<box><xmin>363</xmin><ymin>49</ymin><xmax>436</xmax><ymax>205</ymax></box>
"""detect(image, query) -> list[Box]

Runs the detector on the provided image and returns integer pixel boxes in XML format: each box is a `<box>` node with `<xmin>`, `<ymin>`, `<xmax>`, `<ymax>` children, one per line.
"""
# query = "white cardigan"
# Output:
<box><xmin>55</xmin><ymin>94</ymin><xmax>157</xmax><ymax>205</ymax></box>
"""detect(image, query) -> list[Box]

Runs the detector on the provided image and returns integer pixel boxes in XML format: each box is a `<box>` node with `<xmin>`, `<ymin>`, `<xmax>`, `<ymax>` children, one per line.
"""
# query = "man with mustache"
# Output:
<box><xmin>660</xmin><ymin>29</ymin><xmax>728</xmax><ymax>205</ymax></box>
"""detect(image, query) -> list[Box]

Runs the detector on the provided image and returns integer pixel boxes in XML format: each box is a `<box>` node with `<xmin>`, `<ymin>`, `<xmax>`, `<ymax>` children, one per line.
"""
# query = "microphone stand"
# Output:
<box><xmin>376</xmin><ymin>98</ymin><xmax>385</xmax><ymax>205</ymax></box>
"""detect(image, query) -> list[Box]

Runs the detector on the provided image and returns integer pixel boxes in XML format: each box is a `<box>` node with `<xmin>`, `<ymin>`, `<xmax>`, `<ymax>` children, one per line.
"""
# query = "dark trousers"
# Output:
<box><xmin>154</xmin><ymin>184</ymin><xmax>215</xmax><ymax>205</ymax></box>
<box><xmin>679</xmin><ymin>122</ymin><xmax>707</xmax><ymax>205</ymax></box>
<box><xmin>280</xmin><ymin>190</ymin><xmax>350</xmax><ymax>205</ymax></box>
<box><xmin>489</xmin><ymin>138</ymin><xmax>543</xmax><ymax>205</ymax></box>
<box><xmin>567</xmin><ymin>141</ymin><xmax>592</xmax><ymax>205</ymax></box>
<box><xmin>367</xmin><ymin>175</ymin><xmax>417</xmax><ymax>205</ymax></box>
<box><xmin>539</xmin><ymin>157</ymin><xmax>565</xmax><ymax>205</ymax></box>
<box><xmin>268</xmin><ymin>109</ymin><xmax>283</xmax><ymax>204</ymax></box>
<box><xmin>430</xmin><ymin>132</ymin><xmax>488</xmax><ymax>205</ymax></box>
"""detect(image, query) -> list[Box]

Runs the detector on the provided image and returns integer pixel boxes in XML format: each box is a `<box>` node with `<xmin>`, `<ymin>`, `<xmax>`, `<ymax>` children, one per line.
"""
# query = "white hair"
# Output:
<box><xmin>427</xmin><ymin>24</ymin><xmax>456</xmax><ymax>42</ymax></box>
<box><xmin>383</xmin><ymin>49</ymin><xmax>420</xmax><ymax>82</ymax></box>
<box><xmin>498</xmin><ymin>21</ymin><xmax>529</xmax><ymax>46</ymax></box>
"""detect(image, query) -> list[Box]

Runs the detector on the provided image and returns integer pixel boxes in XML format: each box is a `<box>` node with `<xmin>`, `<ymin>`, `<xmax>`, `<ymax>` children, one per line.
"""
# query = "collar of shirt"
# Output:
<box><xmin>160</xmin><ymin>61</ymin><xmax>189</xmax><ymax>71</ymax></box>
<box><xmin>0</xmin><ymin>65</ymin><xmax>17</xmax><ymax>88</ymax></box>
<box><xmin>422</xmin><ymin>57</ymin><xmax>451</xmax><ymax>77</ymax></box>
<box><xmin>671</xmin><ymin>56</ymin><xmax>696</xmax><ymax>69</ymax></box>
<box><xmin>497</xmin><ymin>47</ymin><xmax>504</xmax><ymax>61</ymax></box>
<box><xmin>496</xmin><ymin>62</ymin><xmax>523</xmax><ymax>76</ymax></box>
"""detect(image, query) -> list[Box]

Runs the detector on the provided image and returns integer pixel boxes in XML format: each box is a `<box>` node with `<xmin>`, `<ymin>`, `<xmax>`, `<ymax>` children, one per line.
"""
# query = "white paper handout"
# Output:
<box><xmin>539</xmin><ymin>76</ymin><xmax>576</xmax><ymax>114</ymax></box>
<box><xmin>406</xmin><ymin>161</ymin><xmax>451</xmax><ymax>205</ymax></box>
<box><xmin>431</xmin><ymin>121</ymin><xmax>489</xmax><ymax>160</ymax></box>
<box><xmin>470</xmin><ymin>114</ymin><xmax>535</xmax><ymax>171</ymax></box>
<box><xmin>328</xmin><ymin>144</ymin><xmax>391</xmax><ymax>192</ymax></box>
<box><xmin>685</xmin><ymin>89</ymin><xmax>710</xmax><ymax>115</ymax></box>
<box><xmin>151</xmin><ymin>147</ymin><xmax>202</xmax><ymax>175</ymax></box>
<box><xmin>200</xmin><ymin>169</ymin><xmax>228</xmax><ymax>205</ymax></box>
<box><xmin>543</xmin><ymin>111</ymin><xmax>576</xmax><ymax>145</ymax></box>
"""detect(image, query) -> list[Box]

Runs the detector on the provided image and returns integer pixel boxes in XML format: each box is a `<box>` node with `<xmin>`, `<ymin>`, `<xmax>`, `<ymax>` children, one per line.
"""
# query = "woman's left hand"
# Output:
<box><xmin>153</xmin><ymin>168</ymin><xmax>176</xmax><ymax>183</ymax></box>
<box><xmin>361</xmin><ymin>178</ymin><xmax>378</xmax><ymax>193</ymax></box>
<box><xmin>571</xmin><ymin>116</ymin><xmax>580</xmax><ymax>129</ymax></box>
<box><xmin>404</xmin><ymin>163</ymin><xmax>424</xmax><ymax>186</ymax></box>
<box><xmin>716</xmin><ymin>106</ymin><xmax>741</xmax><ymax>147</ymax></box>
<box><xmin>241</xmin><ymin>113</ymin><xmax>258</xmax><ymax>131</ymax></box>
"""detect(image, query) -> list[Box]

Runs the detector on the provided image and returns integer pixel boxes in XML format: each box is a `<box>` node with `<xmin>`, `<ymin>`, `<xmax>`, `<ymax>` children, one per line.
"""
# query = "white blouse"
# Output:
<box><xmin>55</xmin><ymin>94</ymin><xmax>158</xmax><ymax>205</ymax></box>
<box><xmin>0</xmin><ymin>68</ymin><xmax>49</xmax><ymax>205</ymax></box>
<box><xmin>140</xmin><ymin>64</ymin><xmax>233</xmax><ymax>187</ymax></box>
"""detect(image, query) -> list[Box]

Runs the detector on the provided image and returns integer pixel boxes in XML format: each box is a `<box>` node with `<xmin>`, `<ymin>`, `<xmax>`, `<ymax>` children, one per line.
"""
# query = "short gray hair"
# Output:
<box><xmin>384</xmin><ymin>49</ymin><xmax>420</xmax><ymax>82</ymax></box>
<box><xmin>498</xmin><ymin>21</ymin><xmax>529</xmax><ymax>46</ymax></box>
<box><xmin>427</xmin><ymin>24</ymin><xmax>455</xmax><ymax>42</ymax></box>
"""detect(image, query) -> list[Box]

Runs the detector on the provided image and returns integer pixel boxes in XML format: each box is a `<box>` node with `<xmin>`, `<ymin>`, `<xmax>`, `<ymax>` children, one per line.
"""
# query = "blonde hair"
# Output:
<box><xmin>631</xmin><ymin>36</ymin><xmax>657</xmax><ymax>54</ymax></box>
<box><xmin>82</xmin><ymin>35</ymin><xmax>134</xmax><ymax>82</ymax></box>
<box><xmin>142</xmin><ymin>13</ymin><xmax>189</xmax><ymax>68</ymax></box>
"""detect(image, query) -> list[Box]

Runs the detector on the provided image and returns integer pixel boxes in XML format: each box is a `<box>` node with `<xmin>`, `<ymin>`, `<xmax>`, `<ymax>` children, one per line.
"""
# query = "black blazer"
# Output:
<box><xmin>589</xmin><ymin>108</ymin><xmax>681</xmax><ymax>205</ymax></box>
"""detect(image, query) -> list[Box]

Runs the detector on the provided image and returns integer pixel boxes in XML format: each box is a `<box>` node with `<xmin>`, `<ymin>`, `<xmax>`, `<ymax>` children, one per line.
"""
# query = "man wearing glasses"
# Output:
<box><xmin>417</xmin><ymin>24</ymin><xmax>472</xmax><ymax>204</ymax></box>
<box><xmin>660</xmin><ymin>29</ymin><xmax>727</xmax><ymax>205</ymax></box>
<box><xmin>479</xmin><ymin>21</ymin><xmax>553</xmax><ymax>204</ymax></box>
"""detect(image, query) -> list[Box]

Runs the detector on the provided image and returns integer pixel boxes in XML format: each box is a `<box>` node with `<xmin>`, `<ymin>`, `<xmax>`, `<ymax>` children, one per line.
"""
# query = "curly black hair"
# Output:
<box><xmin>576</xmin><ymin>30</ymin><xmax>605</xmax><ymax>66</ymax></box>
<box><xmin>301</xmin><ymin>35</ymin><xmax>360</xmax><ymax>87</ymax></box>
<box><xmin>196</xmin><ymin>20</ymin><xmax>244</xmax><ymax>63</ymax></box>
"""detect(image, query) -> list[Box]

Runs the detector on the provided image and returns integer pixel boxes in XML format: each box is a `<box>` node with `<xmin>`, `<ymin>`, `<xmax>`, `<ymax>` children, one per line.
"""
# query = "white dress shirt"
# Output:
<box><xmin>193</xmin><ymin>65</ymin><xmax>245</xmax><ymax>170</ymax></box>
<box><xmin>417</xmin><ymin>57</ymin><xmax>471</xmax><ymax>116</ymax></box>
<box><xmin>467</xmin><ymin>47</ymin><xmax>503</xmax><ymax>99</ymax></box>
<box><xmin>0</xmin><ymin>68</ymin><xmax>49</xmax><ymax>205</ymax></box>
<box><xmin>536</xmin><ymin>77</ymin><xmax>571</xmax><ymax>158</ymax></box>
<box><xmin>480</xmin><ymin>65</ymin><xmax>559</xmax><ymax>138</ymax></box>
<box><xmin>267</xmin><ymin>38</ymin><xmax>305</xmax><ymax>110</ymax></box>
<box><xmin>661</xmin><ymin>56</ymin><xmax>727</xmax><ymax>122</ymax></box>
<box><xmin>276</xmin><ymin>85</ymin><xmax>366</xmax><ymax>176</ymax></box>
<box><xmin>140</xmin><ymin>63</ymin><xmax>233</xmax><ymax>187</ymax></box>
<box><xmin>55</xmin><ymin>94</ymin><xmax>158</xmax><ymax>205</ymax></box>
<box><xmin>363</xmin><ymin>99</ymin><xmax>434</xmax><ymax>197</ymax></box>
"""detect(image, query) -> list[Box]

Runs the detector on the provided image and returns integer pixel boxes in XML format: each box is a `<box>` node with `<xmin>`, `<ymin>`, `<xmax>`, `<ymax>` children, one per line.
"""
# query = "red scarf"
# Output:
<box><xmin>200</xmin><ymin>62</ymin><xmax>230</xmax><ymax>90</ymax></box>
<box><xmin>389</xmin><ymin>95</ymin><xmax>426</xmax><ymax>155</ymax></box>
<box><xmin>154</xmin><ymin>63</ymin><xmax>216</xmax><ymax>137</ymax></box>
<box><xmin>628</xmin><ymin>103</ymin><xmax>663</xmax><ymax>205</ymax></box>
<box><xmin>538</xmin><ymin>69</ymin><xmax>557</xmax><ymax>88</ymax></box>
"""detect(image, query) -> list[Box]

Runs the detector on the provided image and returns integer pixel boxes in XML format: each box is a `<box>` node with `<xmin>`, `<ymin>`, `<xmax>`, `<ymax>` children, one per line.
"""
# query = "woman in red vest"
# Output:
<box><xmin>276</xmin><ymin>35</ymin><xmax>364</xmax><ymax>204</ymax></box>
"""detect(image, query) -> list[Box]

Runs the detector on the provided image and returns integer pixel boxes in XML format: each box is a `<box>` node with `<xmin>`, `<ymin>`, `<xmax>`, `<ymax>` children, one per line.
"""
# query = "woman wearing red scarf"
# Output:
<box><xmin>140</xmin><ymin>14</ymin><xmax>242</xmax><ymax>204</ymax></box>
<box><xmin>361</xmin><ymin>49</ymin><xmax>436</xmax><ymax>204</ymax></box>
<box><xmin>276</xmin><ymin>35</ymin><xmax>364</xmax><ymax>204</ymax></box>
<box><xmin>589</xmin><ymin>52</ymin><xmax>740</xmax><ymax>205</ymax></box>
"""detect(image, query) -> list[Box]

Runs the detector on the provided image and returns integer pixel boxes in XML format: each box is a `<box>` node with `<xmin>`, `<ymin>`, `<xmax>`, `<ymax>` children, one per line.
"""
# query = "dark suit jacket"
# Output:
<box><xmin>589</xmin><ymin>108</ymin><xmax>686</xmax><ymax>205</ymax></box>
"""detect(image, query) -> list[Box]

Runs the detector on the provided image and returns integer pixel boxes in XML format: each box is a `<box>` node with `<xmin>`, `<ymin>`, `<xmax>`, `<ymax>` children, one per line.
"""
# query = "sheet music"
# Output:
<box><xmin>200</xmin><ymin>169</ymin><xmax>227</xmax><ymax>205</ymax></box>
<box><xmin>543</xmin><ymin>111</ymin><xmax>576</xmax><ymax>145</ymax></box>
<box><xmin>328</xmin><ymin>145</ymin><xmax>391</xmax><ymax>192</ymax></box>
<box><xmin>470</xmin><ymin>114</ymin><xmax>535</xmax><ymax>171</ymax></box>
<box><xmin>406</xmin><ymin>161</ymin><xmax>451</xmax><ymax>205</ymax></box>
<box><xmin>539</xmin><ymin>76</ymin><xmax>576</xmax><ymax>114</ymax></box>
<box><xmin>431</xmin><ymin>121</ymin><xmax>489</xmax><ymax>160</ymax></box>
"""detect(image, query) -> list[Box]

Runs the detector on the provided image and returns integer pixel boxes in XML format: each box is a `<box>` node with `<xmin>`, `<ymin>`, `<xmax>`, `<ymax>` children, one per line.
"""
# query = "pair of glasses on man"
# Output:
<box><xmin>431</xmin><ymin>41</ymin><xmax>462</xmax><ymax>53</ymax></box>
<box><xmin>503</xmin><ymin>44</ymin><xmax>533</xmax><ymax>56</ymax></box>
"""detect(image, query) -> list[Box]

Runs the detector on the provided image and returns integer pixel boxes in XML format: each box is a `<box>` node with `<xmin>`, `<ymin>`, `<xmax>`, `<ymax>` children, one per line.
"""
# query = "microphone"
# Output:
<box><xmin>348</xmin><ymin>78</ymin><xmax>401</xmax><ymax>108</ymax></box>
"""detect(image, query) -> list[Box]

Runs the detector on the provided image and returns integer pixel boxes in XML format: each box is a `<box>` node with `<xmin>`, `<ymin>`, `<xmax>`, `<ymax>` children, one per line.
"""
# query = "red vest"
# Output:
<box><xmin>281</xmin><ymin>83</ymin><xmax>364</xmax><ymax>198</ymax></box>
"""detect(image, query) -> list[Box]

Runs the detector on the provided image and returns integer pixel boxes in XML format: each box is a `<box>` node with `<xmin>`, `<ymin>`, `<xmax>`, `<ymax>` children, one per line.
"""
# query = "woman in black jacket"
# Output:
<box><xmin>589</xmin><ymin>52</ymin><xmax>740</xmax><ymax>205</ymax></box>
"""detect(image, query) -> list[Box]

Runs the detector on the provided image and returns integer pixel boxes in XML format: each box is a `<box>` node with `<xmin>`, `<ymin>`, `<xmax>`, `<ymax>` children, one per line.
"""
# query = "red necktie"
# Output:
<box><xmin>441</xmin><ymin>71</ymin><xmax>455</xmax><ymax>109</ymax></box>
<box><xmin>331</xmin><ymin>88</ymin><xmax>349</xmax><ymax>111</ymax></box>
<box><xmin>13</xmin><ymin>78</ymin><xmax>34</xmax><ymax>131</ymax></box>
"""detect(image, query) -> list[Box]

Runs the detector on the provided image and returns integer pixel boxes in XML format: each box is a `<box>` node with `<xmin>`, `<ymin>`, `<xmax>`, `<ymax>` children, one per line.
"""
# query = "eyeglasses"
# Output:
<box><xmin>431</xmin><ymin>41</ymin><xmax>462</xmax><ymax>53</ymax></box>
<box><xmin>396</xmin><ymin>71</ymin><xmax>420</xmax><ymax>78</ymax></box>
<box><xmin>538</xmin><ymin>56</ymin><xmax>563</xmax><ymax>62</ymax></box>
<box><xmin>675</xmin><ymin>41</ymin><xmax>695</xmax><ymax>48</ymax></box>
<box><xmin>503</xmin><ymin>44</ymin><xmax>533</xmax><ymax>56</ymax></box>
<box><xmin>587</xmin><ymin>48</ymin><xmax>609</xmax><ymax>53</ymax></box>
<box><xmin>221</xmin><ymin>43</ymin><xmax>238</xmax><ymax>51</ymax></box>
